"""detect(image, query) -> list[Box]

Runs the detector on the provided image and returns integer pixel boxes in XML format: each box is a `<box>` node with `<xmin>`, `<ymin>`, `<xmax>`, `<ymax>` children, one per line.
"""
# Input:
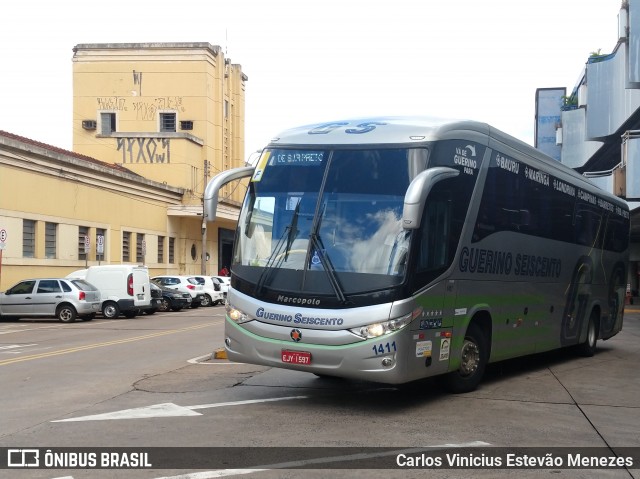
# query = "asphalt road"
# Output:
<box><xmin>1</xmin><ymin>305</ymin><xmax>639</xmax><ymax>479</ymax></box>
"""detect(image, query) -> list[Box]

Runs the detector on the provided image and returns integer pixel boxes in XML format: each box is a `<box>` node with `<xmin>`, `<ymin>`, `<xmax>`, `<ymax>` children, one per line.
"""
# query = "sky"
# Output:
<box><xmin>0</xmin><ymin>0</ymin><xmax>625</xmax><ymax>161</ymax></box>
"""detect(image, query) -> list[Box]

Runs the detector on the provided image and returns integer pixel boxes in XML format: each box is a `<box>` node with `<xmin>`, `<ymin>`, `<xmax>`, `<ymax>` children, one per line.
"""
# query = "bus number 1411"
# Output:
<box><xmin>372</xmin><ymin>341</ymin><xmax>397</xmax><ymax>355</ymax></box>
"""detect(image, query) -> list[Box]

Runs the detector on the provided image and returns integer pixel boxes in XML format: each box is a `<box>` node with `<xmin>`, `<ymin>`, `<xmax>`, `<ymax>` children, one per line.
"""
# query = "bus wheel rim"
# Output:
<box><xmin>460</xmin><ymin>339</ymin><xmax>480</xmax><ymax>377</ymax></box>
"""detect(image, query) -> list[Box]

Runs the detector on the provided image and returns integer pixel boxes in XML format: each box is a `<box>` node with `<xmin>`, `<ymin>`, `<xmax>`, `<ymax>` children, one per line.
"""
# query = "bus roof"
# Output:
<box><xmin>268</xmin><ymin>116</ymin><xmax>468</xmax><ymax>147</ymax></box>
<box><xmin>266</xmin><ymin>116</ymin><xmax>628</xmax><ymax>210</ymax></box>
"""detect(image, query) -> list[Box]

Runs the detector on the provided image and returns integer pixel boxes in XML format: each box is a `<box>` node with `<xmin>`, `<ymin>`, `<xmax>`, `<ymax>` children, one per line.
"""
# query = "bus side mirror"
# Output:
<box><xmin>204</xmin><ymin>166</ymin><xmax>255</xmax><ymax>221</ymax></box>
<box><xmin>402</xmin><ymin>167</ymin><xmax>459</xmax><ymax>229</ymax></box>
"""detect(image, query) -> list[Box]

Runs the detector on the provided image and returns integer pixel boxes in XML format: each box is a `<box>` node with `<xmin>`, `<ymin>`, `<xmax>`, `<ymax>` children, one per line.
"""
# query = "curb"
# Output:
<box><xmin>212</xmin><ymin>348</ymin><xmax>228</xmax><ymax>360</ymax></box>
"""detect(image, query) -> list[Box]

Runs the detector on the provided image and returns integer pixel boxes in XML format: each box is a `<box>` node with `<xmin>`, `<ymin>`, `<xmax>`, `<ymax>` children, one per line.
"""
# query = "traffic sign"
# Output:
<box><xmin>0</xmin><ymin>229</ymin><xmax>7</xmax><ymax>243</ymax></box>
<box><xmin>97</xmin><ymin>235</ymin><xmax>104</xmax><ymax>254</ymax></box>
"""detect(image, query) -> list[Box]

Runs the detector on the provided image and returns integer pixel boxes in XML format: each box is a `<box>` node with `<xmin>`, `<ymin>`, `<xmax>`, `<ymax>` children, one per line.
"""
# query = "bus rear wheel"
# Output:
<box><xmin>577</xmin><ymin>310</ymin><xmax>598</xmax><ymax>357</ymax></box>
<box><xmin>439</xmin><ymin>322</ymin><xmax>487</xmax><ymax>394</ymax></box>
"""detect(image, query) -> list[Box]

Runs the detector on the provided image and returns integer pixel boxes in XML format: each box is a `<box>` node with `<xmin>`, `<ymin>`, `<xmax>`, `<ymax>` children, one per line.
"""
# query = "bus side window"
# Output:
<box><xmin>418</xmin><ymin>201</ymin><xmax>450</xmax><ymax>270</ymax></box>
<box><xmin>418</xmin><ymin>184</ymin><xmax>453</xmax><ymax>273</ymax></box>
<box><xmin>574</xmin><ymin>204</ymin><xmax>602</xmax><ymax>247</ymax></box>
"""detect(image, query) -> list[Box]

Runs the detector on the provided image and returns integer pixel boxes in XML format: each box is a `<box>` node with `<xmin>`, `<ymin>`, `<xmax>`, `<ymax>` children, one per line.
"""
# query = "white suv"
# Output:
<box><xmin>151</xmin><ymin>276</ymin><xmax>205</xmax><ymax>308</ymax></box>
<box><xmin>191</xmin><ymin>276</ymin><xmax>225</xmax><ymax>306</ymax></box>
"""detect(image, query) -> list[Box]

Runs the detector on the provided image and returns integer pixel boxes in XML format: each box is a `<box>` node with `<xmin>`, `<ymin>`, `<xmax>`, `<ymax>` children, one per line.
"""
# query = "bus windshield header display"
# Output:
<box><xmin>271</xmin><ymin>150</ymin><xmax>324</xmax><ymax>165</ymax></box>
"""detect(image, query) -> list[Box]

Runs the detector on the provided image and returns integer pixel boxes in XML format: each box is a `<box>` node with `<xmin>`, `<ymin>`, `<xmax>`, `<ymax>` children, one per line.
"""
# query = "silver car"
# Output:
<box><xmin>0</xmin><ymin>278</ymin><xmax>101</xmax><ymax>322</ymax></box>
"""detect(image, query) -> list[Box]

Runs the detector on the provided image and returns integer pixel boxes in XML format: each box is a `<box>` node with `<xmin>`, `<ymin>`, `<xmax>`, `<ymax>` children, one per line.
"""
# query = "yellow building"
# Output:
<box><xmin>0</xmin><ymin>43</ymin><xmax>248</xmax><ymax>290</ymax></box>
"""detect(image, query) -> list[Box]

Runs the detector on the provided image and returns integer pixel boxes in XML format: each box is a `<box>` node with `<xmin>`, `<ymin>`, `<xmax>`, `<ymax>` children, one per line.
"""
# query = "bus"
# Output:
<box><xmin>204</xmin><ymin>118</ymin><xmax>630</xmax><ymax>393</ymax></box>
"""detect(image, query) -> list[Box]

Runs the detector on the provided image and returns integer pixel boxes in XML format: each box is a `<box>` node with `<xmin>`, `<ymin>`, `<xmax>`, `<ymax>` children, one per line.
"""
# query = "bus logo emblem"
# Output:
<box><xmin>290</xmin><ymin>329</ymin><xmax>302</xmax><ymax>342</ymax></box>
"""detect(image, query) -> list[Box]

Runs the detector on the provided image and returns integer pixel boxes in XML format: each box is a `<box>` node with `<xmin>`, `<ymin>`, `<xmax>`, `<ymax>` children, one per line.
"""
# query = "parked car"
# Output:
<box><xmin>0</xmin><ymin>278</ymin><xmax>101</xmax><ymax>322</ymax></box>
<box><xmin>144</xmin><ymin>282</ymin><xmax>163</xmax><ymax>314</ymax></box>
<box><xmin>211</xmin><ymin>276</ymin><xmax>230</xmax><ymax>299</ymax></box>
<box><xmin>67</xmin><ymin>264</ymin><xmax>152</xmax><ymax>318</ymax></box>
<box><xmin>149</xmin><ymin>280</ymin><xmax>192</xmax><ymax>312</ymax></box>
<box><xmin>191</xmin><ymin>276</ymin><xmax>225</xmax><ymax>306</ymax></box>
<box><xmin>151</xmin><ymin>276</ymin><xmax>205</xmax><ymax>308</ymax></box>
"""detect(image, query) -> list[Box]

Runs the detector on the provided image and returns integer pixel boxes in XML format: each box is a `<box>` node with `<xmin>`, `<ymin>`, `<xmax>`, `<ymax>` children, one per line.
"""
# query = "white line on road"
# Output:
<box><xmin>52</xmin><ymin>396</ymin><xmax>308</xmax><ymax>422</ymax></box>
<box><xmin>0</xmin><ymin>344</ymin><xmax>38</xmax><ymax>350</ymax></box>
<box><xmin>187</xmin><ymin>354</ymin><xmax>239</xmax><ymax>364</ymax></box>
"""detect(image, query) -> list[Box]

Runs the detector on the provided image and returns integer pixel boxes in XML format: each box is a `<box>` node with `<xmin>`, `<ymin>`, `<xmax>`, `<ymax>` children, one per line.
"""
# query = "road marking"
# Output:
<box><xmin>0</xmin><ymin>320</ymin><xmax>112</xmax><ymax>334</ymax></box>
<box><xmin>0</xmin><ymin>323</ymin><xmax>216</xmax><ymax>367</ymax></box>
<box><xmin>153</xmin><ymin>441</ymin><xmax>492</xmax><ymax>478</ymax></box>
<box><xmin>187</xmin><ymin>353</ymin><xmax>239</xmax><ymax>364</ymax></box>
<box><xmin>52</xmin><ymin>396</ymin><xmax>308</xmax><ymax>422</ymax></box>
<box><xmin>0</xmin><ymin>344</ymin><xmax>37</xmax><ymax>350</ymax></box>
<box><xmin>0</xmin><ymin>325</ymin><xmax>58</xmax><ymax>334</ymax></box>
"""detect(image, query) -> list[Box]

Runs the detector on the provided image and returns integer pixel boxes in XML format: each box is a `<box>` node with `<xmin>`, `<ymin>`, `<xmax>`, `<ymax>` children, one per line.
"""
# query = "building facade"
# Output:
<box><xmin>0</xmin><ymin>43</ymin><xmax>248</xmax><ymax>290</ymax></box>
<box><xmin>0</xmin><ymin>131</ymin><xmax>185</xmax><ymax>289</ymax></box>
<box><xmin>535</xmin><ymin>1</ymin><xmax>640</xmax><ymax>296</ymax></box>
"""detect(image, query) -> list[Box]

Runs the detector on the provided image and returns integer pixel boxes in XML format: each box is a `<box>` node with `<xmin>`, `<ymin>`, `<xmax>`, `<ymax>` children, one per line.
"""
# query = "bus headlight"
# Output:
<box><xmin>226</xmin><ymin>302</ymin><xmax>251</xmax><ymax>324</ymax></box>
<box><xmin>349</xmin><ymin>312</ymin><xmax>413</xmax><ymax>339</ymax></box>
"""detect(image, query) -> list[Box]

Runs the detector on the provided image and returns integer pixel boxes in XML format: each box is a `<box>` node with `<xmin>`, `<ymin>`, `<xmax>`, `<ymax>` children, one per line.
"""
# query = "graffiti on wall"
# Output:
<box><xmin>117</xmin><ymin>138</ymin><xmax>171</xmax><ymax>164</ymax></box>
<box><xmin>96</xmin><ymin>96</ymin><xmax>185</xmax><ymax>120</ymax></box>
<box><xmin>97</xmin><ymin>97</ymin><xmax>127</xmax><ymax>111</ymax></box>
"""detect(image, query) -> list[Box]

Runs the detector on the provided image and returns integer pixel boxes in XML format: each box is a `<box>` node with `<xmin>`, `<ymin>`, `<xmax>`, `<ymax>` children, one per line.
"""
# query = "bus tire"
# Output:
<box><xmin>439</xmin><ymin>322</ymin><xmax>487</xmax><ymax>394</ymax></box>
<box><xmin>577</xmin><ymin>310</ymin><xmax>598</xmax><ymax>357</ymax></box>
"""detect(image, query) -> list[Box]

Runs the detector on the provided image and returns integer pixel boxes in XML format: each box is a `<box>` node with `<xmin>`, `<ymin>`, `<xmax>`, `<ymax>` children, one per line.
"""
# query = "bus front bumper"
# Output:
<box><xmin>224</xmin><ymin>318</ymin><xmax>446</xmax><ymax>385</ymax></box>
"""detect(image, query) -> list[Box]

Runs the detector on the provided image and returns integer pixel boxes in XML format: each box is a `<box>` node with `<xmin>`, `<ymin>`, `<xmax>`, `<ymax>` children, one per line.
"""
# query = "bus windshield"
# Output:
<box><xmin>234</xmin><ymin>147</ymin><xmax>429</xmax><ymax>295</ymax></box>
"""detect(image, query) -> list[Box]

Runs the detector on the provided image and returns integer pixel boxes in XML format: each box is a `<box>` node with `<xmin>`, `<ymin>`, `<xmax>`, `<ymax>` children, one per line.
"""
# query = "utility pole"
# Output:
<box><xmin>201</xmin><ymin>159</ymin><xmax>209</xmax><ymax>275</ymax></box>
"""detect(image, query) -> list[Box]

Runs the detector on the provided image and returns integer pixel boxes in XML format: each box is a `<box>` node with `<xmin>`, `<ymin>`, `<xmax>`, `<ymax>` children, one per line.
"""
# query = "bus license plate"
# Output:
<box><xmin>281</xmin><ymin>350</ymin><xmax>311</xmax><ymax>365</ymax></box>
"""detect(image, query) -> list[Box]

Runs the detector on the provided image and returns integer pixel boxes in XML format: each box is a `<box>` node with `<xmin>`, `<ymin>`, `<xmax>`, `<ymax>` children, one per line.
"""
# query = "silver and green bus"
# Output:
<box><xmin>204</xmin><ymin>118</ymin><xmax>629</xmax><ymax>393</ymax></box>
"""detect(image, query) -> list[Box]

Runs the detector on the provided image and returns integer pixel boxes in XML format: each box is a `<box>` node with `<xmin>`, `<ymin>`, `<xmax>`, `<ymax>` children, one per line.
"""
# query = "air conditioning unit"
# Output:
<box><xmin>180</xmin><ymin>120</ymin><xmax>194</xmax><ymax>131</ymax></box>
<box><xmin>82</xmin><ymin>120</ymin><xmax>97</xmax><ymax>130</ymax></box>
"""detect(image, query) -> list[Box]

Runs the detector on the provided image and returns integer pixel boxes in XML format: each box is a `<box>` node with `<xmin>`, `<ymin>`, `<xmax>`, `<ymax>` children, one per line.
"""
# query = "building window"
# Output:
<box><xmin>136</xmin><ymin>233</ymin><xmax>145</xmax><ymax>263</ymax></box>
<box><xmin>224</xmin><ymin>100</ymin><xmax>229</xmax><ymax>119</ymax></box>
<box><xmin>45</xmin><ymin>222</ymin><xmax>57</xmax><ymax>259</ymax></box>
<box><xmin>97</xmin><ymin>228</ymin><xmax>106</xmax><ymax>260</ymax></box>
<box><xmin>79</xmin><ymin>226</ymin><xmax>89</xmax><ymax>260</ymax></box>
<box><xmin>100</xmin><ymin>112</ymin><xmax>116</xmax><ymax>135</ymax></box>
<box><xmin>158</xmin><ymin>236</ymin><xmax>165</xmax><ymax>263</ymax></box>
<box><xmin>169</xmin><ymin>237</ymin><xmax>175</xmax><ymax>263</ymax></box>
<box><xmin>160</xmin><ymin>112</ymin><xmax>176</xmax><ymax>132</ymax></box>
<box><xmin>123</xmin><ymin>231</ymin><xmax>131</xmax><ymax>262</ymax></box>
<box><xmin>23</xmin><ymin>219</ymin><xmax>35</xmax><ymax>258</ymax></box>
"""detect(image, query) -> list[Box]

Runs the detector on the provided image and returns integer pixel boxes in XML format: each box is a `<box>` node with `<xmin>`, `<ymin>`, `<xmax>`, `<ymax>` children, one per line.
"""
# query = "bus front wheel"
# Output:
<box><xmin>440</xmin><ymin>322</ymin><xmax>487</xmax><ymax>394</ymax></box>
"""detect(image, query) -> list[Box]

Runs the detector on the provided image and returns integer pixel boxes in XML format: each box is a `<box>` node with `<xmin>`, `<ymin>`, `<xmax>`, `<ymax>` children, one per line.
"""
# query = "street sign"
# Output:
<box><xmin>84</xmin><ymin>235</ymin><xmax>90</xmax><ymax>254</ymax></box>
<box><xmin>0</xmin><ymin>229</ymin><xmax>7</xmax><ymax>250</ymax></box>
<box><xmin>97</xmin><ymin>235</ymin><xmax>104</xmax><ymax>254</ymax></box>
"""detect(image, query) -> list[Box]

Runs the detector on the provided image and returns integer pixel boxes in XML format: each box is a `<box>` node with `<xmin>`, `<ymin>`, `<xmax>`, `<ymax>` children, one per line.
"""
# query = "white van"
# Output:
<box><xmin>67</xmin><ymin>265</ymin><xmax>152</xmax><ymax>318</ymax></box>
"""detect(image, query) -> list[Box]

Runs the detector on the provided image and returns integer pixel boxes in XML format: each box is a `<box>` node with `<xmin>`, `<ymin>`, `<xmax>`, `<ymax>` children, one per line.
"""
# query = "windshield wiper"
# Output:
<box><xmin>284</xmin><ymin>200</ymin><xmax>300</xmax><ymax>261</ymax></box>
<box><xmin>255</xmin><ymin>201</ymin><xmax>300</xmax><ymax>294</ymax></box>
<box><xmin>307</xmin><ymin>232</ymin><xmax>348</xmax><ymax>304</ymax></box>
